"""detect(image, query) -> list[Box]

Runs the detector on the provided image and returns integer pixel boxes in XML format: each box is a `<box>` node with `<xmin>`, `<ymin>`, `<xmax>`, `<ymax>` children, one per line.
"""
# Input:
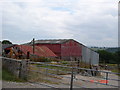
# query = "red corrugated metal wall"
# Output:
<box><xmin>61</xmin><ymin>40</ymin><xmax>82</xmax><ymax>58</ymax></box>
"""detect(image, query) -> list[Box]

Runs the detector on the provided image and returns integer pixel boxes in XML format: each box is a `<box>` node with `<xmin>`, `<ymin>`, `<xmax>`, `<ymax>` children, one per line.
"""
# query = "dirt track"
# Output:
<box><xmin>2</xmin><ymin>70</ymin><xmax>120</xmax><ymax>88</ymax></box>
<box><xmin>61</xmin><ymin>74</ymin><xmax>119</xmax><ymax>88</ymax></box>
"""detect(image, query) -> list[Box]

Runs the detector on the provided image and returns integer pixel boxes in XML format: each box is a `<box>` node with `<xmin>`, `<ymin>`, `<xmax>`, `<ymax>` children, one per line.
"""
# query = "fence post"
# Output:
<box><xmin>70</xmin><ymin>67</ymin><xmax>74</xmax><ymax>90</ymax></box>
<box><xmin>70</xmin><ymin>57</ymin><xmax>74</xmax><ymax>90</ymax></box>
<box><xmin>106</xmin><ymin>72</ymin><xmax>108</xmax><ymax>85</ymax></box>
<box><xmin>77</xmin><ymin>58</ymin><xmax>80</xmax><ymax>74</ymax></box>
<box><xmin>19</xmin><ymin>59</ymin><xmax>29</xmax><ymax>80</ymax></box>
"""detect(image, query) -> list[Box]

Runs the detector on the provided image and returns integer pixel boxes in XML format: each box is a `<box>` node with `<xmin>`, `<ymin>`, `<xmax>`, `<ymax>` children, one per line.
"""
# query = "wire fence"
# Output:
<box><xmin>27</xmin><ymin>61</ymin><xmax>120</xmax><ymax>89</ymax></box>
<box><xmin>1</xmin><ymin>56</ymin><xmax>120</xmax><ymax>89</ymax></box>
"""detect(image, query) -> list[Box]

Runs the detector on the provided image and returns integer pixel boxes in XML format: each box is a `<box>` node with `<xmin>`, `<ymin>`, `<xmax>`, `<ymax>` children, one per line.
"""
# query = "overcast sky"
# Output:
<box><xmin>1</xmin><ymin>0</ymin><xmax>119</xmax><ymax>47</ymax></box>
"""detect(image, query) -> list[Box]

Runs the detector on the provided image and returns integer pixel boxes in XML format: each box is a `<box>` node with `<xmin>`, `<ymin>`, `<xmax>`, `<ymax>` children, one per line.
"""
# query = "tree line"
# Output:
<box><xmin>97</xmin><ymin>49</ymin><xmax>120</xmax><ymax>64</ymax></box>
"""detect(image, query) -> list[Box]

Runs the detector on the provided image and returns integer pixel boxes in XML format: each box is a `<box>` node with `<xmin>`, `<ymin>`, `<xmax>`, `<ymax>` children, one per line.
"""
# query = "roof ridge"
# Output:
<box><xmin>31</xmin><ymin>39</ymin><xmax>74</xmax><ymax>44</ymax></box>
<box><xmin>36</xmin><ymin>39</ymin><xmax>72</xmax><ymax>41</ymax></box>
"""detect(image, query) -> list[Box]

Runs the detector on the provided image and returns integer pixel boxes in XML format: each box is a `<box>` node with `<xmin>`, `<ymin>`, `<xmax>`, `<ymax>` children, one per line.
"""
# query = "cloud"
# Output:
<box><xmin>1</xmin><ymin>0</ymin><xmax>118</xmax><ymax>47</ymax></box>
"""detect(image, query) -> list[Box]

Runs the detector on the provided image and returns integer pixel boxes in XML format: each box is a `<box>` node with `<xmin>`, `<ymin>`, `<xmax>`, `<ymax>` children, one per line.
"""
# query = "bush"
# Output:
<box><xmin>30</xmin><ymin>56</ymin><xmax>51</xmax><ymax>62</ymax></box>
<box><xmin>60</xmin><ymin>61</ymin><xmax>69</xmax><ymax>64</ymax></box>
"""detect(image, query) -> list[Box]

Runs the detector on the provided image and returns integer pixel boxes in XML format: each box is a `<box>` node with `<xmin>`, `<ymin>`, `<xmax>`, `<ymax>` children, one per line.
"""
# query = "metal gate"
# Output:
<box><xmin>27</xmin><ymin>61</ymin><xmax>120</xmax><ymax>89</ymax></box>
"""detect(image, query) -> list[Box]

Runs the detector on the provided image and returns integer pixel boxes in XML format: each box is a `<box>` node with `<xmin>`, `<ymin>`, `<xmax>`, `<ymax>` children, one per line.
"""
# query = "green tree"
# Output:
<box><xmin>114</xmin><ymin>50</ymin><xmax>120</xmax><ymax>73</ymax></box>
<box><xmin>114</xmin><ymin>51</ymin><xmax>120</xmax><ymax>64</ymax></box>
<box><xmin>2</xmin><ymin>40</ymin><xmax>12</xmax><ymax>44</ymax></box>
<box><xmin>97</xmin><ymin>50</ymin><xmax>114</xmax><ymax>64</ymax></box>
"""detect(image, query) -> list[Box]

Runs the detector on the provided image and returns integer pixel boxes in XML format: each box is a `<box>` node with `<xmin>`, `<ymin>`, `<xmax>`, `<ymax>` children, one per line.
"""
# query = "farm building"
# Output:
<box><xmin>28</xmin><ymin>39</ymin><xmax>99</xmax><ymax>65</ymax></box>
<box><xmin>2</xmin><ymin>45</ymin><xmax>57</xmax><ymax>59</ymax></box>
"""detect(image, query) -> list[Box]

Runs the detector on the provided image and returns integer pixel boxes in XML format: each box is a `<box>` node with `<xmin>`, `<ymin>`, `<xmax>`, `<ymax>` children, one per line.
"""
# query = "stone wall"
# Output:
<box><xmin>2</xmin><ymin>57</ymin><xmax>29</xmax><ymax>80</ymax></box>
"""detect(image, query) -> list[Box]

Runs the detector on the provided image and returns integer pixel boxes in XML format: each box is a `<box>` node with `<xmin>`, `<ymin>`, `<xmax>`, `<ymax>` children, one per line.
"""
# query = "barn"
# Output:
<box><xmin>28</xmin><ymin>39</ymin><xmax>99</xmax><ymax>65</ymax></box>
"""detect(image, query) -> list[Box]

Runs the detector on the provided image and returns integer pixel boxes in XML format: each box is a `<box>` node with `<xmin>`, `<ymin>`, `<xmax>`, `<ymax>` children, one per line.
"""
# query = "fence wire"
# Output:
<box><xmin>27</xmin><ymin>61</ymin><xmax>120</xmax><ymax>89</ymax></box>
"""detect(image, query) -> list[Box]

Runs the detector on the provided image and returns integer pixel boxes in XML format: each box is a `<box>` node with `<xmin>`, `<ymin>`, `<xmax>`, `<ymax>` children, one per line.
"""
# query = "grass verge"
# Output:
<box><xmin>111</xmin><ymin>69</ymin><xmax>120</xmax><ymax>76</ymax></box>
<box><xmin>2</xmin><ymin>68</ymin><xmax>26</xmax><ymax>82</ymax></box>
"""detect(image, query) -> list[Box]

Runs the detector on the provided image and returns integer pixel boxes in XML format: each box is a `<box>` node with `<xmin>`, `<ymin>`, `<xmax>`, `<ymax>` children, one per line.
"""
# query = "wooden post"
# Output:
<box><xmin>27</xmin><ymin>51</ymin><xmax>30</xmax><ymax>59</ymax></box>
<box><xmin>19</xmin><ymin>60</ymin><xmax>29</xmax><ymax>80</ymax></box>
<box><xmin>33</xmin><ymin>38</ymin><xmax>35</xmax><ymax>55</ymax></box>
<box><xmin>106</xmin><ymin>72</ymin><xmax>108</xmax><ymax>85</ymax></box>
<box><xmin>77</xmin><ymin>58</ymin><xmax>80</xmax><ymax>73</ymax></box>
<box><xmin>70</xmin><ymin>57</ymin><xmax>74</xmax><ymax>90</ymax></box>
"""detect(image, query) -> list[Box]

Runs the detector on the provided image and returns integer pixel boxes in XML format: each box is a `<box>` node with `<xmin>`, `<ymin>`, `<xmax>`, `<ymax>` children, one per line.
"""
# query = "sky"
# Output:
<box><xmin>0</xmin><ymin>0</ymin><xmax>119</xmax><ymax>47</ymax></box>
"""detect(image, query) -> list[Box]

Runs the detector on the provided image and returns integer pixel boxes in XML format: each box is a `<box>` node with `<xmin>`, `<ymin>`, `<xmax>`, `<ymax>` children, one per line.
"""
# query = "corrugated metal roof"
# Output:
<box><xmin>16</xmin><ymin>45</ymin><xmax>57</xmax><ymax>57</ymax></box>
<box><xmin>29</xmin><ymin>39</ymin><xmax>73</xmax><ymax>44</ymax></box>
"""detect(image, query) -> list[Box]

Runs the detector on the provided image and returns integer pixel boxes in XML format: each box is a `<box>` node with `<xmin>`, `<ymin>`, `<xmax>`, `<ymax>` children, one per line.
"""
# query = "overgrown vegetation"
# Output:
<box><xmin>30</xmin><ymin>56</ymin><xmax>60</xmax><ymax>62</ymax></box>
<box><xmin>97</xmin><ymin>50</ymin><xmax>120</xmax><ymax>64</ymax></box>
<box><xmin>2</xmin><ymin>68</ymin><xmax>26</xmax><ymax>82</ymax></box>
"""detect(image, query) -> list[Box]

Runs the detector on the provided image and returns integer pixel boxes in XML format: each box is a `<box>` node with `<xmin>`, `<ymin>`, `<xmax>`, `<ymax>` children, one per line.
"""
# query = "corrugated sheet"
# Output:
<box><xmin>82</xmin><ymin>45</ymin><xmax>99</xmax><ymax>65</ymax></box>
<box><xmin>91</xmin><ymin>51</ymin><xmax>99</xmax><ymax>65</ymax></box>
<box><xmin>16</xmin><ymin>45</ymin><xmax>57</xmax><ymax>57</ymax></box>
<box><xmin>61</xmin><ymin>40</ymin><xmax>82</xmax><ymax>57</ymax></box>
<box><xmin>36</xmin><ymin>44</ymin><xmax>61</xmax><ymax>57</ymax></box>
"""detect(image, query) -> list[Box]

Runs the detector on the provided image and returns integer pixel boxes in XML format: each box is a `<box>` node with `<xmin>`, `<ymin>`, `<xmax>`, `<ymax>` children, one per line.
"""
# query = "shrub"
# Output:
<box><xmin>60</xmin><ymin>61</ymin><xmax>69</xmax><ymax>64</ymax></box>
<box><xmin>30</xmin><ymin>56</ymin><xmax>51</xmax><ymax>62</ymax></box>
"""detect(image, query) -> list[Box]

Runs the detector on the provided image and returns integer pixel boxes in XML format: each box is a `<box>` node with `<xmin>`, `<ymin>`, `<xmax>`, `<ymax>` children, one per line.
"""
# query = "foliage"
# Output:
<box><xmin>114</xmin><ymin>51</ymin><xmax>120</xmax><ymax>64</ymax></box>
<box><xmin>60</xmin><ymin>61</ymin><xmax>69</xmax><ymax>64</ymax></box>
<box><xmin>2</xmin><ymin>40</ymin><xmax>12</xmax><ymax>44</ymax></box>
<box><xmin>30</xmin><ymin>56</ymin><xmax>51</xmax><ymax>62</ymax></box>
<box><xmin>30</xmin><ymin>56</ymin><xmax>61</xmax><ymax>62</ymax></box>
<box><xmin>97</xmin><ymin>50</ymin><xmax>120</xmax><ymax>64</ymax></box>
